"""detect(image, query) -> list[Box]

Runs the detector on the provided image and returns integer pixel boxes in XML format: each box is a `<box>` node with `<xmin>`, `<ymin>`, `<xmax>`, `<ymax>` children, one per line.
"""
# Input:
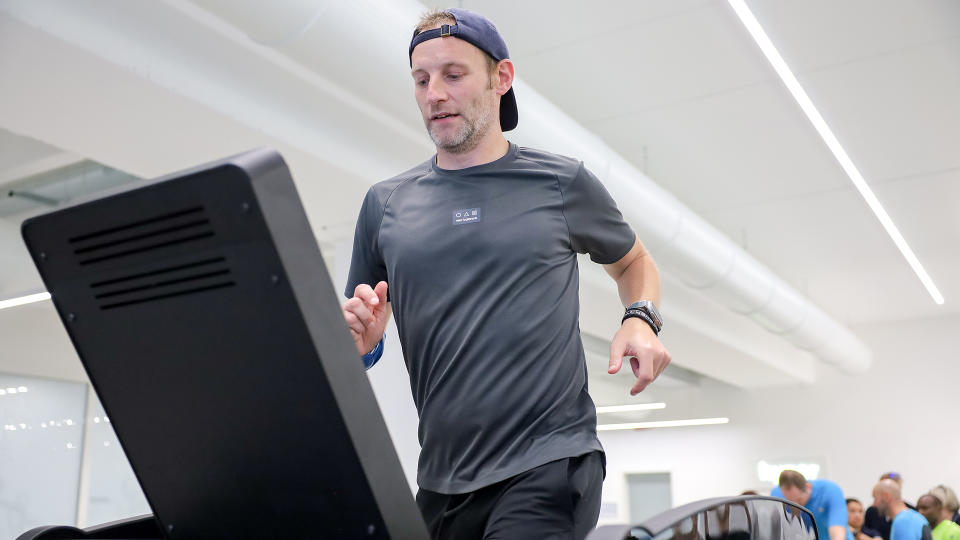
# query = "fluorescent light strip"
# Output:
<box><xmin>598</xmin><ymin>417</ymin><xmax>729</xmax><ymax>431</ymax></box>
<box><xmin>727</xmin><ymin>0</ymin><xmax>944</xmax><ymax>305</ymax></box>
<box><xmin>0</xmin><ymin>291</ymin><xmax>51</xmax><ymax>311</ymax></box>
<box><xmin>595</xmin><ymin>402</ymin><xmax>666</xmax><ymax>414</ymax></box>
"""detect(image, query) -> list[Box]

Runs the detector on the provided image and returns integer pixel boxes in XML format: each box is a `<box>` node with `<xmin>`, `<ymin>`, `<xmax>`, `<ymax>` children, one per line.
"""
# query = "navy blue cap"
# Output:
<box><xmin>409</xmin><ymin>8</ymin><xmax>518</xmax><ymax>132</ymax></box>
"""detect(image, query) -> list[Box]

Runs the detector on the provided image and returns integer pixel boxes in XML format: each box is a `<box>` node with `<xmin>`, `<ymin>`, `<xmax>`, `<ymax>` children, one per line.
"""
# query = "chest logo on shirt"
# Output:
<box><xmin>452</xmin><ymin>207</ymin><xmax>481</xmax><ymax>225</ymax></box>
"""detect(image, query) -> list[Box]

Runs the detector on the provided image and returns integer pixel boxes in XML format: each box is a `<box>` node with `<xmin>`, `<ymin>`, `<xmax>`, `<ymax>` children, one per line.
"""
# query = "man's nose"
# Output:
<box><xmin>426</xmin><ymin>79</ymin><xmax>447</xmax><ymax>103</ymax></box>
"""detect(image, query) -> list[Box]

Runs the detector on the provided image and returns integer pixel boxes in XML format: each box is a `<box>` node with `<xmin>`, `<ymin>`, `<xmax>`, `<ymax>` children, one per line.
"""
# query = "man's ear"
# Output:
<box><xmin>496</xmin><ymin>59</ymin><xmax>515</xmax><ymax>96</ymax></box>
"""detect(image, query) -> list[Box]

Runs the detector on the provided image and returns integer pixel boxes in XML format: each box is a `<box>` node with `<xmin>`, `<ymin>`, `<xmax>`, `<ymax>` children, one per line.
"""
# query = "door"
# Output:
<box><xmin>627</xmin><ymin>472</ymin><xmax>673</xmax><ymax>524</ymax></box>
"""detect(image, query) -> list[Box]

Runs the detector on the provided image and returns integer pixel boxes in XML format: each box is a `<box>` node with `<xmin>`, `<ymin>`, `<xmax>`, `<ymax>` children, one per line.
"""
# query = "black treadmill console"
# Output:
<box><xmin>19</xmin><ymin>149</ymin><xmax>429</xmax><ymax>540</ymax></box>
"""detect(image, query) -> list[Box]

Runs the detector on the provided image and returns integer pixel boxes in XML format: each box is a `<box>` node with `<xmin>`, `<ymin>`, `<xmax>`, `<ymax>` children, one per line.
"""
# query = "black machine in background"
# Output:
<box><xmin>587</xmin><ymin>495</ymin><xmax>819</xmax><ymax>540</ymax></box>
<box><xmin>18</xmin><ymin>149</ymin><xmax>429</xmax><ymax>540</ymax></box>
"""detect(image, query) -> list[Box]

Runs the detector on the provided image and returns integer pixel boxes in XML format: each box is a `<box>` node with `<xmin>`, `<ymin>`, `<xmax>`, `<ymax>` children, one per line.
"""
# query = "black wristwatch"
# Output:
<box><xmin>622</xmin><ymin>300</ymin><xmax>662</xmax><ymax>336</ymax></box>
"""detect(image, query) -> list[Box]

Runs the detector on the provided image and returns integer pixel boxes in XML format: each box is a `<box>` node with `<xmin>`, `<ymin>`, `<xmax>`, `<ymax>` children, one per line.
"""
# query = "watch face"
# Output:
<box><xmin>630</xmin><ymin>301</ymin><xmax>662</xmax><ymax>327</ymax></box>
<box><xmin>647</xmin><ymin>303</ymin><xmax>662</xmax><ymax>326</ymax></box>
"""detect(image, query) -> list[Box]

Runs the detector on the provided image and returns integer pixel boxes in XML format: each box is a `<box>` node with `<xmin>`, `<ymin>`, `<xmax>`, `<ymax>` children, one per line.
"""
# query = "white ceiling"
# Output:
<box><xmin>0</xmin><ymin>1</ymin><xmax>957</xmax><ymax>405</ymax></box>
<box><xmin>468</xmin><ymin>0</ymin><xmax>960</xmax><ymax>325</ymax></box>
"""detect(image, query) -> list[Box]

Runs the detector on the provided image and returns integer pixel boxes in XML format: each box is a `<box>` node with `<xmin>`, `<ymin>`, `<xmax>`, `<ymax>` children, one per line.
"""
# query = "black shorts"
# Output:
<box><xmin>415</xmin><ymin>451</ymin><xmax>605</xmax><ymax>540</ymax></box>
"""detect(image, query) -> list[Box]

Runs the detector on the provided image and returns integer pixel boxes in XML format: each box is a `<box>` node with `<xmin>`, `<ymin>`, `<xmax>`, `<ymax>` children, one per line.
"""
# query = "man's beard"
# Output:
<box><xmin>427</xmin><ymin>92</ymin><xmax>496</xmax><ymax>155</ymax></box>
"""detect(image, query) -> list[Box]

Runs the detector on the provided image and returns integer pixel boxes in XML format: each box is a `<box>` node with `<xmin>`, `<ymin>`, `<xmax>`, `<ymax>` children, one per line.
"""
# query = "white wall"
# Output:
<box><xmin>598</xmin><ymin>313</ymin><xmax>960</xmax><ymax>525</ymax></box>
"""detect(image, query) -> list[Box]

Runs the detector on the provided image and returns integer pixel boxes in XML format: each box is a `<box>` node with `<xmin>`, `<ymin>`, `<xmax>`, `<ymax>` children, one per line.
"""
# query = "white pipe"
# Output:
<box><xmin>508</xmin><ymin>83</ymin><xmax>872</xmax><ymax>372</ymax></box>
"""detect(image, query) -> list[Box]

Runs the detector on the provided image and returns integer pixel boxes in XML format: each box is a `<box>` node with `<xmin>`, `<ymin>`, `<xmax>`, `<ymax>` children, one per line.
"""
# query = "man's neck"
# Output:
<box><xmin>436</xmin><ymin>133</ymin><xmax>509</xmax><ymax>170</ymax></box>
<box><xmin>889</xmin><ymin>502</ymin><xmax>908</xmax><ymax>519</ymax></box>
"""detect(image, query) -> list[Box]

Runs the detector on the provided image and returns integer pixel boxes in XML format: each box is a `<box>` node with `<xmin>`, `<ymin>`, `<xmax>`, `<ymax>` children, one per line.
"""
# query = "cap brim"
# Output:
<box><xmin>500</xmin><ymin>86</ymin><xmax>518</xmax><ymax>131</ymax></box>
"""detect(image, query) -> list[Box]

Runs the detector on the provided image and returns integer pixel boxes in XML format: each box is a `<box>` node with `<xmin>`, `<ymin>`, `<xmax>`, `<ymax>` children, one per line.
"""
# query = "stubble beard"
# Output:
<box><xmin>427</xmin><ymin>91</ymin><xmax>496</xmax><ymax>155</ymax></box>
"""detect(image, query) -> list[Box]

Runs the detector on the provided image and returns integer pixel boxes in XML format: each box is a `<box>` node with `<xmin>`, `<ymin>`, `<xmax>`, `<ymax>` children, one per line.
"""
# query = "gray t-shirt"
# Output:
<box><xmin>345</xmin><ymin>143</ymin><xmax>635</xmax><ymax>494</ymax></box>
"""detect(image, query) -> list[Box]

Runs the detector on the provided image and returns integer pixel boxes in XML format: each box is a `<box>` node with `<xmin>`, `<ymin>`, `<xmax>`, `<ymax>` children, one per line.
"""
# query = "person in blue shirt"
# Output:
<box><xmin>772</xmin><ymin>469</ymin><xmax>852</xmax><ymax>540</ymax></box>
<box><xmin>872</xmin><ymin>479</ymin><xmax>933</xmax><ymax>540</ymax></box>
<box><xmin>866</xmin><ymin>472</ymin><xmax>918</xmax><ymax>540</ymax></box>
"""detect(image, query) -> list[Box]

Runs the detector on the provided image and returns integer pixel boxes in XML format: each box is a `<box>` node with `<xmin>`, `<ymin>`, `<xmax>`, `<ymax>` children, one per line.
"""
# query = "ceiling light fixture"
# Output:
<box><xmin>595</xmin><ymin>402</ymin><xmax>666</xmax><ymax>414</ymax></box>
<box><xmin>597</xmin><ymin>417</ymin><xmax>729</xmax><ymax>431</ymax></box>
<box><xmin>727</xmin><ymin>0</ymin><xmax>944</xmax><ymax>305</ymax></box>
<box><xmin>0</xmin><ymin>291</ymin><xmax>52</xmax><ymax>311</ymax></box>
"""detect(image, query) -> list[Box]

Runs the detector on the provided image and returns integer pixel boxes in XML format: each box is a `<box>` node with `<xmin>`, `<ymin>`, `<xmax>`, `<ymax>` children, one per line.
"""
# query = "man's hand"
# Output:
<box><xmin>608</xmin><ymin>318</ymin><xmax>671</xmax><ymax>395</ymax></box>
<box><xmin>342</xmin><ymin>281</ymin><xmax>390</xmax><ymax>355</ymax></box>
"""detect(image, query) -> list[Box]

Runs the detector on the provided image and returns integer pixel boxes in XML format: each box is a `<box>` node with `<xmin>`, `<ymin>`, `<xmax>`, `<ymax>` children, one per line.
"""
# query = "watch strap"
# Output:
<box><xmin>622</xmin><ymin>309</ymin><xmax>659</xmax><ymax>336</ymax></box>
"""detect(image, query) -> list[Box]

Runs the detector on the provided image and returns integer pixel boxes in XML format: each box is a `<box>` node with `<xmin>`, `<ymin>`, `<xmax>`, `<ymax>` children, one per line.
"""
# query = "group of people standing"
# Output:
<box><xmin>771</xmin><ymin>470</ymin><xmax>960</xmax><ymax>540</ymax></box>
<box><xmin>851</xmin><ymin>473</ymin><xmax>960</xmax><ymax>540</ymax></box>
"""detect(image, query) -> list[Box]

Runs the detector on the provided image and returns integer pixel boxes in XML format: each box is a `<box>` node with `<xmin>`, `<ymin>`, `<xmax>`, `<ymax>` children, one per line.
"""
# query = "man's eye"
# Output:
<box><xmin>416</xmin><ymin>79</ymin><xmax>427</xmax><ymax>86</ymax></box>
<box><xmin>447</xmin><ymin>74</ymin><xmax>461</xmax><ymax>80</ymax></box>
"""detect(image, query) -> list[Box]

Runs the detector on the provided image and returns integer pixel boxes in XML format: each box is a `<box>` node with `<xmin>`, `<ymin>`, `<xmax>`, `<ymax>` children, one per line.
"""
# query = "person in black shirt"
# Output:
<box><xmin>341</xmin><ymin>7</ymin><xmax>671</xmax><ymax>540</ymax></box>
<box><xmin>850</xmin><ymin>498</ymin><xmax>883</xmax><ymax>540</ymax></box>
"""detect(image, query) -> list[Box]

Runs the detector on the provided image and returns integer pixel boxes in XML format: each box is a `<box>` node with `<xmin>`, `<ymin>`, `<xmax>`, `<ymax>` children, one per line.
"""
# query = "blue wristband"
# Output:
<box><xmin>361</xmin><ymin>335</ymin><xmax>385</xmax><ymax>369</ymax></box>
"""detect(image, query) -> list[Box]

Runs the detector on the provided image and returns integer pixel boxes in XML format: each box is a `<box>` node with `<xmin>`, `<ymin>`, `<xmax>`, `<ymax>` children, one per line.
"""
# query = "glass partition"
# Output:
<box><xmin>0</xmin><ymin>373</ymin><xmax>152</xmax><ymax>537</ymax></box>
<box><xmin>0</xmin><ymin>373</ymin><xmax>87</xmax><ymax>539</ymax></box>
<box><xmin>82</xmin><ymin>394</ymin><xmax>150</xmax><ymax>526</ymax></box>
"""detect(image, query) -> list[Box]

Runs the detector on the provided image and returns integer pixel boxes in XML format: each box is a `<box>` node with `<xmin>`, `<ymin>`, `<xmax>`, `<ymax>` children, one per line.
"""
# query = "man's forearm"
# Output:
<box><xmin>829</xmin><ymin>525</ymin><xmax>847</xmax><ymax>540</ymax></box>
<box><xmin>614</xmin><ymin>250</ymin><xmax>660</xmax><ymax>307</ymax></box>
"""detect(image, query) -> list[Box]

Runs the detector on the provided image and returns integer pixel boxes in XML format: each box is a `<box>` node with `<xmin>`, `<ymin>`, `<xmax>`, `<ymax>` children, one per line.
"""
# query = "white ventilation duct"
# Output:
<box><xmin>517</xmin><ymin>101</ymin><xmax>869</xmax><ymax>370</ymax></box>
<box><xmin>184</xmin><ymin>0</ymin><xmax>870</xmax><ymax>372</ymax></box>
<box><xmin>0</xmin><ymin>0</ymin><xmax>871</xmax><ymax>372</ymax></box>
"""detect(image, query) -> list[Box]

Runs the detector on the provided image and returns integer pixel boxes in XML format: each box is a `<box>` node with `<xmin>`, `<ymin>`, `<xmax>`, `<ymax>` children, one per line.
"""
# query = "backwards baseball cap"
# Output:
<box><xmin>408</xmin><ymin>8</ymin><xmax>518</xmax><ymax>131</ymax></box>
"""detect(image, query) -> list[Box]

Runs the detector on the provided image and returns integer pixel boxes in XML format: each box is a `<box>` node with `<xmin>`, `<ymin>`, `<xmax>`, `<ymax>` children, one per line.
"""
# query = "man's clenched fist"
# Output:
<box><xmin>342</xmin><ymin>281</ymin><xmax>390</xmax><ymax>355</ymax></box>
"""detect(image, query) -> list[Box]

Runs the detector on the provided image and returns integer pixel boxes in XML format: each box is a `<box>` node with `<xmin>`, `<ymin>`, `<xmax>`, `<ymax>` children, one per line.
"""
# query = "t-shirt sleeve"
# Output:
<box><xmin>344</xmin><ymin>187</ymin><xmax>388</xmax><ymax>299</ymax></box>
<box><xmin>826</xmin><ymin>483</ymin><xmax>849</xmax><ymax>528</ymax></box>
<box><xmin>560</xmin><ymin>162</ymin><xmax>636</xmax><ymax>264</ymax></box>
<box><xmin>891</xmin><ymin>514</ymin><xmax>923</xmax><ymax>540</ymax></box>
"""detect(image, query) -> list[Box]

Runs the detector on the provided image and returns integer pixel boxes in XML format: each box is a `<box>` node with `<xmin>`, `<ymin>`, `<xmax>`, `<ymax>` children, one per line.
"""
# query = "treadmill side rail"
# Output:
<box><xmin>17</xmin><ymin>514</ymin><xmax>162</xmax><ymax>540</ymax></box>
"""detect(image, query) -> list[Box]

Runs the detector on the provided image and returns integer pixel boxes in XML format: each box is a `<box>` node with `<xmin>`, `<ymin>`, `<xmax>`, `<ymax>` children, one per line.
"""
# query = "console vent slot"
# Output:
<box><xmin>70</xmin><ymin>207</ymin><xmax>214</xmax><ymax>265</ymax></box>
<box><xmin>91</xmin><ymin>256</ymin><xmax>234</xmax><ymax>310</ymax></box>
